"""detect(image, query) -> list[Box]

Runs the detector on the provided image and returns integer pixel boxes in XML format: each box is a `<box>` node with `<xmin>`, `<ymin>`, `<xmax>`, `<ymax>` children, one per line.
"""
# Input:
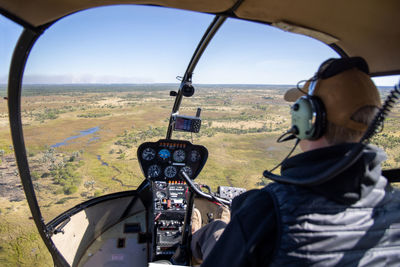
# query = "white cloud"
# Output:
<box><xmin>372</xmin><ymin>75</ymin><xmax>400</xmax><ymax>87</ymax></box>
<box><xmin>21</xmin><ymin>74</ymin><xmax>155</xmax><ymax>84</ymax></box>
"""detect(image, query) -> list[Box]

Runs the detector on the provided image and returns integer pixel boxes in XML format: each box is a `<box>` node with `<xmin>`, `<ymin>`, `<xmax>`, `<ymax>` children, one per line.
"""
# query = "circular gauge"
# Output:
<box><xmin>164</xmin><ymin>166</ymin><xmax>177</xmax><ymax>178</ymax></box>
<box><xmin>156</xmin><ymin>182</ymin><xmax>167</xmax><ymax>190</ymax></box>
<box><xmin>173</xmin><ymin>149</ymin><xmax>186</xmax><ymax>162</ymax></box>
<box><xmin>181</xmin><ymin>166</ymin><xmax>193</xmax><ymax>177</ymax></box>
<box><xmin>158</xmin><ymin>149</ymin><xmax>171</xmax><ymax>160</ymax></box>
<box><xmin>147</xmin><ymin>164</ymin><xmax>161</xmax><ymax>179</ymax></box>
<box><xmin>142</xmin><ymin>147</ymin><xmax>156</xmax><ymax>161</ymax></box>
<box><xmin>156</xmin><ymin>191</ymin><xmax>166</xmax><ymax>199</ymax></box>
<box><xmin>190</xmin><ymin>150</ymin><xmax>201</xmax><ymax>162</ymax></box>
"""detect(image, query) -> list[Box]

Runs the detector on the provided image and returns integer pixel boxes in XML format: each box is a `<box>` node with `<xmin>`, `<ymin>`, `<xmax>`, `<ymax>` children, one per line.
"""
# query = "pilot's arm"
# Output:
<box><xmin>201</xmin><ymin>189</ymin><xmax>278</xmax><ymax>267</ymax></box>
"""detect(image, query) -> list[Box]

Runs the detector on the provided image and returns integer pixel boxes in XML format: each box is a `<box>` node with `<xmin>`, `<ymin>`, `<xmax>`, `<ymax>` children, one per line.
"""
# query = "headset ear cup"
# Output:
<box><xmin>290</xmin><ymin>96</ymin><xmax>326</xmax><ymax>140</ymax></box>
<box><xmin>291</xmin><ymin>97</ymin><xmax>314</xmax><ymax>140</ymax></box>
<box><xmin>308</xmin><ymin>96</ymin><xmax>326</xmax><ymax>140</ymax></box>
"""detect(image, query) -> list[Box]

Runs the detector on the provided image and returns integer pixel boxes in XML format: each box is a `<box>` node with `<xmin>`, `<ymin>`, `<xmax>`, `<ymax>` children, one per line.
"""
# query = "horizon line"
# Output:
<box><xmin>0</xmin><ymin>82</ymin><xmax>395</xmax><ymax>88</ymax></box>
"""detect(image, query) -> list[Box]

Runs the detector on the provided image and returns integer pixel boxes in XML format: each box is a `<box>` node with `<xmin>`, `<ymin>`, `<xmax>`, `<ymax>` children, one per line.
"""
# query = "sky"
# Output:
<box><xmin>0</xmin><ymin>5</ymin><xmax>399</xmax><ymax>86</ymax></box>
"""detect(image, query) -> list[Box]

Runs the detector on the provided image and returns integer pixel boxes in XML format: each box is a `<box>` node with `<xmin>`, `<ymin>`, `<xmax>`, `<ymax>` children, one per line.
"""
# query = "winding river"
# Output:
<box><xmin>51</xmin><ymin>127</ymin><xmax>100</xmax><ymax>148</ymax></box>
<box><xmin>50</xmin><ymin>126</ymin><xmax>134</xmax><ymax>188</ymax></box>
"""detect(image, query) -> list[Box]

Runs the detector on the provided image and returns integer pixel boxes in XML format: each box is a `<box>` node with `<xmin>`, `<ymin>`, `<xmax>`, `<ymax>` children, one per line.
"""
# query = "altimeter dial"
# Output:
<box><xmin>173</xmin><ymin>149</ymin><xmax>186</xmax><ymax>162</ymax></box>
<box><xmin>164</xmin><ymin>166</ymin><xmax>177</xmax><ymax>178</ymax></box>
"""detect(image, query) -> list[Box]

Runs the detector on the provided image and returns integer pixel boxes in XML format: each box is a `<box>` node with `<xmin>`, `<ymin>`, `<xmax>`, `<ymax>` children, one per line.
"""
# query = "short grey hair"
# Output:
<box><xmin>325</xmin><ymin>106</ymin><xmax>378</xmax><ymax>144</ymax></box>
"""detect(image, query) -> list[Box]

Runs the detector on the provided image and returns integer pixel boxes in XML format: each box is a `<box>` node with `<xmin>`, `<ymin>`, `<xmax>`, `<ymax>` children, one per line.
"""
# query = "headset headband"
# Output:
<box><xmin>316</xmin><ymin>57</ymin><xmax>369</xmax><ymax>80</ymax></box>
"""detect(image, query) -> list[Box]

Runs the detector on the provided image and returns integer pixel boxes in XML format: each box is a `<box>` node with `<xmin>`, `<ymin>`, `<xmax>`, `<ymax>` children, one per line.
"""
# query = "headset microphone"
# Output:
<box><xmin>276</xmin><ymin>126</ymin><xmax>298</xmax><ymax>143</ymax></box>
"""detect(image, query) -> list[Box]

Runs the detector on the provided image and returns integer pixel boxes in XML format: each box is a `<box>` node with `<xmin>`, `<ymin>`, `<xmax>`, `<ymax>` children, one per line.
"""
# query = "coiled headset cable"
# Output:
<box><xmin>361</xmin><ymin>82</ymin><xmax>400</xmax><ymax>143</ymax></box>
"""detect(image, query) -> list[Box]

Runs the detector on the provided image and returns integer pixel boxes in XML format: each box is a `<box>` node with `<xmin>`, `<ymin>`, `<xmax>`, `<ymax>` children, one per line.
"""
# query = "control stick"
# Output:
<box><xmin>180</xmin><ymin>171</ymin><xmax>231</xmax><ymax>206</ymax></box>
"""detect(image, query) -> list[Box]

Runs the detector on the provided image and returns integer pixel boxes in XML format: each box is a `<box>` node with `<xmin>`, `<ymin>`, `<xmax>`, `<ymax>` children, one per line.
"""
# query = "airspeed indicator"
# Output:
<box><xmin>142</xmin><ymin>148</ymin><xmax>156</xmax><ymax>161</ymax></box>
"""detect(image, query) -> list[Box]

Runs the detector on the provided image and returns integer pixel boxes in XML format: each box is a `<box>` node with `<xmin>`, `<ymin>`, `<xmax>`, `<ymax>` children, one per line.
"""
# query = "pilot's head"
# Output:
<box><xmin>284</xmin><ymin>57</ymin><xmax>381</xmax><ymax>151</ymax></box>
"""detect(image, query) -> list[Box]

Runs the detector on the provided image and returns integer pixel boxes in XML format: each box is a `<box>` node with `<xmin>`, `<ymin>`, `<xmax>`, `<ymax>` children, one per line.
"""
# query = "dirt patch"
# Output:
<box><xmin>0</xmin><ymin>118</ymin><xmax>8</xmax><ymax>127</ymax></box>
<box><xmin>0</xmin><ymin>155</ymin><xmax>25</xmax><ymax>202</ymax></box>
<box><xmin>212</xmin><ymin>121</ymin><xmax>266</xmax><ymax>129</ymax></box>
<box><xmin>95</xmin><ymin>97</ymin><xmax>124</xmax><ymax>106</ymax></box>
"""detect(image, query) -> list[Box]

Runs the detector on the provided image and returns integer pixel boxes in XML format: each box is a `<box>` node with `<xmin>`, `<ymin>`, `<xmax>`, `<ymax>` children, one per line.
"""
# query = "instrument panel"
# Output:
<box><xmin>137</xmin><ymin>139</ymin><xmax>208</xmax><ymax>181</ymax></box>
<box><xmin>137</xmin><ymin>139</ymin><xmax>208</xmax><ymax>260</ymax></box>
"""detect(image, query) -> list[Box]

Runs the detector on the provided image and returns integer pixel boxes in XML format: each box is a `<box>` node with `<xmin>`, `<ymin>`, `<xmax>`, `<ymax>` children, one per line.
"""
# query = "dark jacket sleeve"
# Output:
<box><xmin>201</xmin><ymin>188</ymin><xmax>277</xmax><ymax>267</ymax></box>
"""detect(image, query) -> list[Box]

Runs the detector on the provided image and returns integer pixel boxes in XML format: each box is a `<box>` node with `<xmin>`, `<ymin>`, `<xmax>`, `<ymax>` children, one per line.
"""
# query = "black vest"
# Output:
<box><xmin>266</xmin><ymin>176</ymin><xmax>400</xmax><ymax>266</ymax></box>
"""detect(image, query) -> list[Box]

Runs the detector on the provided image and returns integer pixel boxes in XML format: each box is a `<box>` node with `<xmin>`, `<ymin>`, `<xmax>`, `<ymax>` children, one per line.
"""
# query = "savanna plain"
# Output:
<box><xmin>0</xmin><ymin>84</ymin><xmax>399</xmax><ymax>266</ymax></box>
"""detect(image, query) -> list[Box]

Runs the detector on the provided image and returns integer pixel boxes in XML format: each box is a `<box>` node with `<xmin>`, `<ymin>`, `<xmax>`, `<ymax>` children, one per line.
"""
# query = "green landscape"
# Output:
<box><xmin>0</xmin><ymin>84</ymin><xmax>399</xmax><ymax>266</ymax></box>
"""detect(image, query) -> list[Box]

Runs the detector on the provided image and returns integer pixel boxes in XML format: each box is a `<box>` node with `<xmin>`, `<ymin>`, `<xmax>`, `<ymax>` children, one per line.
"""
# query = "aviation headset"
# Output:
<box><xmin>290</xmin><ymin>57</ymin><xmax>370</xmax><ymax>140</ymax></box>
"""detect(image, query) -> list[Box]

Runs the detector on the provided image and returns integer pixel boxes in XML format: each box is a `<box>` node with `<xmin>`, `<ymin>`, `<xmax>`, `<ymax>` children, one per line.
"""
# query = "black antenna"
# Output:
<box><xmin>166</xmin><ymin>16</ymin><xmax>227</xmax><ymax>140</ymax></box>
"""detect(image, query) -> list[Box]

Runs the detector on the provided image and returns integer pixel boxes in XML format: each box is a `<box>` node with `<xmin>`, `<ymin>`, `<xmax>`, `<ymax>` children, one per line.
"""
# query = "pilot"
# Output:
<box><xmin>192</xmin><ymin>57</ymin><xmax>400</xmax><ymax>266</ymax></box>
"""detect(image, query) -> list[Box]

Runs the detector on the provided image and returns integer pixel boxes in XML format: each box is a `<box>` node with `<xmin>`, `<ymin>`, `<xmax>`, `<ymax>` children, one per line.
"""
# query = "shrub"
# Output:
<box><xmin>55</xmin><ymin>198</ymin><xmax>68</xmax><ymax>204</ymax></box>
<box><xmin>51</xmin><ymin>160</ymin><xmax>82</xmax><ymax>195</ymax></box>
<box><xmin>77</xmin><ymin>113</ymin><xmax>110</xmax><ymax>118</ymax></box>
<box><xmin>64</xmin><ymin>185</ymin><xmax>78</xmax><ymax>195</ymax></box>
<box><xmin>31</xmin><ymin>172</ymin><xmax>40</xmax><ymax>181</ymax></box>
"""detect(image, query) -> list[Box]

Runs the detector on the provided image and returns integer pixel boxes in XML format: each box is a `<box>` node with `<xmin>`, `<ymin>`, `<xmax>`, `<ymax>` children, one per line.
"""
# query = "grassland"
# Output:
<box><xmin>0</xmin><ymin>84</ymin><xmax>399</xmax><ymax>266</ymax></box>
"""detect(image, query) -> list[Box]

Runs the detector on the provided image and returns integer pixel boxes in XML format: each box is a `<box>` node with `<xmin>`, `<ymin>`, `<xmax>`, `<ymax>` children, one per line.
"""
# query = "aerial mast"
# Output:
<box><xmin>166</xmin><ymin>16</ymin><xmax>227</xmax><ymax>139</ymax></box>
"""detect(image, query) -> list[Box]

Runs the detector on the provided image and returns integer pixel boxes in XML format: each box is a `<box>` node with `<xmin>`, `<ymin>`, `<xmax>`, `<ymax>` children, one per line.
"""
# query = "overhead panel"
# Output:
<box><xmin>0</xmin><ymin>0</ymin><xmax>234</xmax><ymax>27</ymax></box>
<box><xmin>234</xmin><ymin>0</ymin><xmax>400</xmax><ymax>75</ymax></box>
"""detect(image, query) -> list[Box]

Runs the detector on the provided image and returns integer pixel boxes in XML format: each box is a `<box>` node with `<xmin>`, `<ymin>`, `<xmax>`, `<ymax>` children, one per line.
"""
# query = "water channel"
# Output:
<box><xmin>50</xmin><ymin>127</ymin><xmax>100</xmax><ymax>148</ymax></box>
<box><xmin>50</xmin><ymin>126</ymin><xmax>134</xmax><ymax>188</ymax></box>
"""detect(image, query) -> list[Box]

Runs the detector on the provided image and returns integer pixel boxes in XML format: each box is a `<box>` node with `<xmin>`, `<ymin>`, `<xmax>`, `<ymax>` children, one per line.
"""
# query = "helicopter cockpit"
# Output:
<box><xmin>1</xmin><ymin>1</ymin><xmax>400</xmax><ymax>267</ymax></box>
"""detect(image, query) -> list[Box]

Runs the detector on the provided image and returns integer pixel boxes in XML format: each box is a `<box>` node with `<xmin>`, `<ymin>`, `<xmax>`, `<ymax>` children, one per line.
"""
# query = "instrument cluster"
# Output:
<box><xmin>137</xmin><ymin>139</ymin><xmax>208</xmax><ymax>181</ymax></box>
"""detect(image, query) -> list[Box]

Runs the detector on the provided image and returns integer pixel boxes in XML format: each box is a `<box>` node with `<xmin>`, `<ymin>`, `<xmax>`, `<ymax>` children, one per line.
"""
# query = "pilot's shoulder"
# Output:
<box><xmin>231</xmin><ymin>188</ymin><xmax>275</xmax><ymax>215</ymax></box>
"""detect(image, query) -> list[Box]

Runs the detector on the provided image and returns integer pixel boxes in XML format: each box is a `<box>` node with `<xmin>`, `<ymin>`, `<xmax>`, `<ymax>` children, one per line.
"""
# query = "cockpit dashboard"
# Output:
<box><xmin>137</xmin><ymin>139</ymin><xmax>208</xmax><ymax>259</ymax></box>
<box><xmin>137</xmin><ymin>139</ymin><xmax>208</xmax><ymax>182</ymax></box>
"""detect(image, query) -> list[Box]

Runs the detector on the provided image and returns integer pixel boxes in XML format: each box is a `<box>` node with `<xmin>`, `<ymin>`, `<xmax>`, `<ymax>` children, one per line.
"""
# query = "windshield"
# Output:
<box><xmin>17</xmin><ymin>5</ymin><xmax>400</xmax><ymax>221</ymax></box>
